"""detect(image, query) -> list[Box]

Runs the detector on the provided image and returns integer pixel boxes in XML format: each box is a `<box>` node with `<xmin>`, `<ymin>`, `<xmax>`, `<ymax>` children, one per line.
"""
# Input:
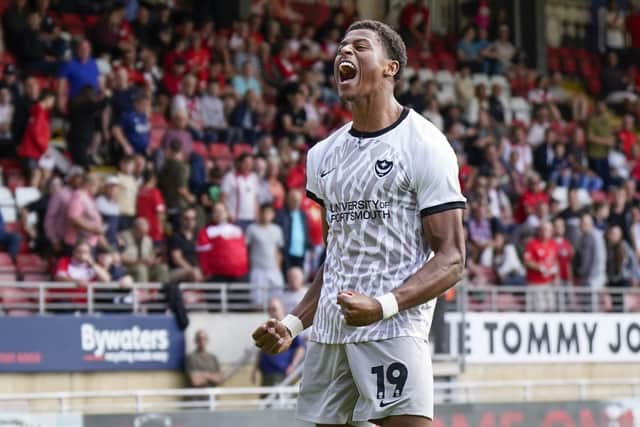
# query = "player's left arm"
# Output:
<box><xmin>337</xmin><ymin>209</ymin><xmax>464</xmax><ymax>325</ymax></box>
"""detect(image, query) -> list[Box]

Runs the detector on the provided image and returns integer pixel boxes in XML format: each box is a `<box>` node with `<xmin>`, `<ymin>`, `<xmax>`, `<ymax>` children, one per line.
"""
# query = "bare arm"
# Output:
<box><xmin>112</xmin><ymin>125</ymin><xmax>134</xmax><ymax>155</ymax></box>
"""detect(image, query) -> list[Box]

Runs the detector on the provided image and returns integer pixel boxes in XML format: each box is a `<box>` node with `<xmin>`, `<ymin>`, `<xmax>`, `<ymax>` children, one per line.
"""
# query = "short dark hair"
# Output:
<box><xmin>346</xmin><ymin>20</ymin><xmax>407</xmax><ymax>82</ymax></box>
<box><xmin>259</xmin><ymin>202</ymin><xmax>274</xmax><ymax>212</ymax></box>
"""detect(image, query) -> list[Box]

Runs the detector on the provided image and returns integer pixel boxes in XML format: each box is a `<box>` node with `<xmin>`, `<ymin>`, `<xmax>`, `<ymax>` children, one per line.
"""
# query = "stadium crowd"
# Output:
<box><xmin>0</xmin><ymin>0</ymin><xmax>638</xmax><ymax>314</ymax></box>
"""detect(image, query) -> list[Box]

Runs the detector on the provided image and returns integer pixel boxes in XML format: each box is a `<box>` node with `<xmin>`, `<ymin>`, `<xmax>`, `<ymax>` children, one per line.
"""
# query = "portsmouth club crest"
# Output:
<box><xmin>374</xmin><ymin>159</ymin><xmax>393</xmax><ymax>178</ymax></box>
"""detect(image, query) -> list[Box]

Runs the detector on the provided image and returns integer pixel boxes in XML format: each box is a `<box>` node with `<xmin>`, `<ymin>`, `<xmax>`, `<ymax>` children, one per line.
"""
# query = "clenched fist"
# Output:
<box><xmin>336</xmin><ymin>291</ymin><xmax>383</xmax><ymax>326</ymax></box>
<box><xmin>252</xmin><ymin>318</ymin><xmax>293</xmax><ymax>355</ymax></box>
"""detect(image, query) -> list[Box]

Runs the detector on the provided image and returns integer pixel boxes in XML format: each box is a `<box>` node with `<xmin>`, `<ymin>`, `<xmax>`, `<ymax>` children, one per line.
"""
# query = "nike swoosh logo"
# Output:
<box><xmin>379</xmin><ymin>399</ymin><xmax>400</xmax><ymax>408</ymax></box>
<box><xmin>320</xmin><ymin>168</ymin><xmax>336</xmax><ymax>178</ymax></box>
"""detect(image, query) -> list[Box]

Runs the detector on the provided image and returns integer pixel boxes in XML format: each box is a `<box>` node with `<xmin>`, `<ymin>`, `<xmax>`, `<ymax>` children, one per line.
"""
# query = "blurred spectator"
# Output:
<box><xmin>196</xmin><ymin>202</ymin><xmax>249</xmax><ymax>282</ymax></box>
<box><xmin>246</xmin><ymin>203</ymin><xmax>285</xmax><ymax>306</ymax></box>
<box><xmin>523</xmin><ymin>221</ymin><xmax>559</xmax><ymax>311</ymax></box>
<box><xmin>16</xmin><ymin>91</ymin><xmax>55</xmax><ymax>189</ymax></box>
<box><xmin>627</xmin><ymin>2</ymin><xmax>640</xmax><ymax>67</ymax></box>
<box><xmin>276</xmin><ymin>189</ymin><xmax>310</xmax><ymax>271</ymax></box>
<box><xmin>172</xmin><ymin>74</ymin><xmax>204</xmax><ymax>141</ymax></box>
<box><xmin>136</xmin><ymin>169</ymin><xmax>166</xmax><ymax>244</ymax></box>
<box><xmin>586</xmin><ymin>101</ymin><xmax>615</xmax><ymax>187</ymax></box>
<box><xmin>275</xmin><ymin>84</ymin><xmax>311</xmax><ymax>142</ymax></box>
<box><xmin>67</xmin><ymin>86</ymin><xmax>109</xmax><ymax>167</ymax></box>
<box><xmin>455</xmin><ymin>65</ymin><xmax>474</xmax><ymax>108</ymax></box>
<box><xmin>168</xmin><ymin>207</ymin><xmax>202</xmax><ymax>283</ymax></box>
<box><xmin>199</xmin><ymin>81</ymin><xmax>228</xmax><ymax>142</ymax></box>
<box><xmin>457</xmin><ymin>25</ymin><xmax>481</xmax><ymax>72</ymax></box>
<box><xmin>492</xmin><ymin>25</ymin><xmax>516</xmax><ymax>73</ymax></box>
<box><xmin>185</xmin><ymin>330</ymin><xmax>224</xmax><ymax>388</ymax></box>
<box><xmin>221</xmin><ymin>153</ymin><xmax>259</xmax><ymax>230</ymax></box>
<box><xmin>467</xmin><ymin>201</ymin><xmax>493</xmax><ymax>259</ymax></box>
<box><xmin>399</xmin><ymin>0</ymin><xmax>430</xmax><ymax>49</ymax></box>
<box><xmin>57</xmin><ymin>39</ymin><xmax>99</xmax><ymax>100</ymax></box>
<box><xmin>280</xmin><ymin>266</ymin><xmax>308</xmax><ymax>314</ymax></box>
<box><xmin>398</xmin><ymin>76</ymin><xmax>425</xmax><ymax>113</ymax></box>
<box><xmin>95</xmin><ymin>176</ymin><xmax>121</xmax><ymax>249</ymax></box>
<box><xmin>575</xmin><ymin>213</ymin><xmax>607</xmax><ymax>302</ymax></box>
<box><xmin>619</xmin><ymin>114</ymin><xmax>637</xmax><ymax>160</ymax></box>
<box><xmin>601</xmin><ymin>0</ymin><xmax>626</xmax><ymax>56</ymax></box>
<box><xmin>533</xmin><ymin>128</ymin><xmax>560</xmax><ymax>181</ymax></box>
<box><xmin>479</xmin><ymin>228</ymin><xmax>525</xmax><ymax>285</ymax></box>
<box><xmin>3</xmin><ymin>0</ymin><xmax>28</xmax><ymax>56</ymax></box>
<box><xmin>601</xmin><ymin>51</ymin><xmax>635</xmax><ymax>105</ymax></box>
<box><xmin>54</xmin><ymin>240</ymin><xmax>111</xmax><ymax>307</ymax></box>
<box><xmin>65</xmin><ymin>173</ymin><xmax>106</xmax><ymax>252</ymax></box>
<box><xmin>553</xmin><ymin>217</ymin><xmax>574</xmax><ymax>310</ymax></box>
<box><xmin>252</xmin><ymin>297</ymin><xmax>305</xmax><ymax>386</ymax></box>
<box><xmin>112</xmin><ymin>92</ymin><xmax>151</xmax><ymax>158</ymax></box>
<box><xmin>0</xmin><ymin>86</ymin><xmax>14</xmax><ymax>157</ymax></box>
<box><xmin>232</xmin><ymin>60</ymin><xmax>262</xmax><ymax>98</ymax></box>
<box><xmin>0</xmin><ymin>209</ymin><xmax>21</xmax><ymax>264</ymax></box>
<box><xmin>158</xmin><ymin>140</ymin><xmax>194</xmax><ymax>229</ymax></box>
<box><xmin>229</xmin><ymin>90</ymin><xmax>262</xmax><ymax>144</ymax></box>
<box><xmin>161</xmin><ymin>109</ymin><xmax>193</xmax><ymax>160</ymax></box>
<box><xmin>423</xmin><ymin>98</ymin><xmax>443</xmax><ymax>130</ymax></box>
<box><xmin>45</xmin><ymin>167</ymin><xmax>84</xmax><ymax>253</ymax></box>
<box><xmin>605</xmin><ymin>225</ymin><xmax>638</xmax><ymax>311</ymax></box>
<box><xmin>21</xmin><ymin>176</ymin><xmax>60</xmax><ymax>255</ymax></box>
<box><xmin>119</xmin><ymin>218</ymin><xmax>168</xmax><ymax>283</ymax></box>
<box><xmin>114</xmin><ymin>156</ymin><xmax>139</xmax><ymax>230</ymax></box>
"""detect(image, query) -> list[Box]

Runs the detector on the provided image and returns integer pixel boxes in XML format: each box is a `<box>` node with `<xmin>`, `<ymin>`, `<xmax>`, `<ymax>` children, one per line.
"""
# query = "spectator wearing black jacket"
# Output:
<box><xmin>67</xmin><ymin>86</ymin><xmax>109</xmax><ymax>167</ymax></box>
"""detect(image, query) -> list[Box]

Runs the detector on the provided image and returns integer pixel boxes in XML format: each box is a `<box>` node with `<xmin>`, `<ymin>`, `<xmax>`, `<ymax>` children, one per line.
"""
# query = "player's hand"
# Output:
<box><xmin>252</xmin><ymin>318</ymin><xmax>293</xmax><ymax>355</ymax></box>
<box><xmin>337</xmin><ymin>291</ymin><xmax>383</xmax><ymax>326</ymax></box>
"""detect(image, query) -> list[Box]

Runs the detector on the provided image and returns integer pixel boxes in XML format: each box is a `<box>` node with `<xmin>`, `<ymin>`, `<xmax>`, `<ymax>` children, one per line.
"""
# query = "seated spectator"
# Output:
<box><xmin>523</xmin><ymin>221</ymin><xmax>559</xmax><ymax>311</ymax></box>
<box><xmin>16</xmin><ymin>91</ymin><xmax>55</xmax><ymax>189</ymax></box>
<box><xmin>136</xmin><ymin>168</ymin><xmax>166</xmax><ymax>244</ymax></box>
<box><xmin>252</xmin><ymin>297</ymin><xmax>305</xmax><ymax>387</ymax></box>
<box><xmin>276</xmin><ymin>189</ymin><xmax>310</xmax><ymax>270</ymax></box>
<box><xmin>480</xmin><ymin>228</ymin><xmax>526</xmax><ymax>285</ymax></box>
<box><xmin>168</xmin><ymin>208</ymin><xmax>202</xmax><ymax>282</ymax></box>
<box><xmin>119</xmin><ymin>218</ymin><xmax>169</xmax><ymax>283</ymax></box>
<box><xmin>172</xmin><ymin>74</ymin><xmax>204</xmax><ymax>141</ymax></box>
<box><xmin>274</xmin><ymin>84</ymin><xmax>311</xmax><ymax>143</ymax></box>
<box><xmin>454</xmin><ymin>65</ymin><xmax>474</xmax><ymax>108</ymax></box>
<box><xmin>232</xmin><ymin>60</ymin><xmax>262</xmax><ymax>98</ymax></box>
<box><xmin>246</xmin><ymin>203</ymin><xmax>285</xmax><ymax>306</ymax></box>
<box><xmin>112</xmin><ymin>92</ymin><xmax>152</xmax><ymax>158</ymax></box>
<box><xmin>95</xmin><ymin>176</ymin><xmax>121</xmax><ymax>249</ymax></box>
<box><xmin>467</xmin><ymin>202</ymin><xmax>493</xmax><ymax>259</ymax></box>
<box><xmin>398</xmin><ymin>76</ymin><xmax>425</xmax><ymax>113</ymax></box>
<box><xmin>457</xmin><ymin>25</ymin><xmax>481</xmax><ymax>72</ymax></box>
<box><xmin>158</xmin><ymin>140</ymin><xmax>195</xmax><ymax>229</ymax></box>
<box><xmin>0</xmin><ymin>209</ymin><xmax>21</xmax><ymax>265</ymax></box>
<box><xmin>492</xmin><ymin>24</ymin><xmax>515</xmax><ymax>73</ymax></box>
<box><xmin>65</xmin><ymin>173</ymin><xmax>106</xmax><ymax>253</ymax></box>
<box><xmin>280</xmin><ymin>266</ymin><xmax>308</xmax><ymax>314</ymax></box>
<box><xmin>229</xmin><ymin>90</ymin><xmax>262</xmax><ymax>144</ymax></box>
<box><xmin>199</xmin><ymin>81</ymin><xmax>228</xmax><ymax>142</ymax></box>
<box><xmin>221</xmin><ymin>153</ymin><xmax>259</xmax><ymax>230</ymax></box>
<box><xmin>53</xmin><ymin>240</ymin><xmax>110</xmax><ymax>308</ymax></box>
<box><xmin>586</xmin><ymin>101</ymin><xmax>614</xmax><ymax>188</ymax></box>
<box><xmin>185</xmin><ymin>330</ymin><xmax>225</xmax><ymax>388</ymax></box>
<box><xmin>196</xmin><ymin>202</ymin><xmax>249</xmax><ymax>282</ymax></box>
<box><xmin>162</xmin><ymin>58</ymin><xmax>187</xmax><ymax>97</ymax></box>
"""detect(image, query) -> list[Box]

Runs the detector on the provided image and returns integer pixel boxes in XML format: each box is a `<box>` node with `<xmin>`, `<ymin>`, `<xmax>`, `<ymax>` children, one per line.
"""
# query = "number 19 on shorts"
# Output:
<box><xmin>371</xmin><ymin>362</ymin><xmax>408</xmax><ymax>400</ymax></box>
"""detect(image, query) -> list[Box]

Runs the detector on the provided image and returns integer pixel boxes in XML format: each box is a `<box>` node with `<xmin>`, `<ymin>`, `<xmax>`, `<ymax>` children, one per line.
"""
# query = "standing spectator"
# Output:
<box><xmin>0</xmin><ymin>209</ymin><xmax>21</xmax><ymax>265</ymax></box>
<box><xmin>199</xmin><ymin>81</ymin><xmax>228</xmax><ymax>142</ymax></box>
<box><xmin>65</xmin><ymin>173</ymin><xmax>105</xmax><ymax>253</ymax></box>
<box><xmin>2</xmin><ymin>0</ymin><xmax>28</xmax><ymax>56</ymax></box>
<box><xmin>619</xmin><ymin>114</ymin><xmax>637</xmax><ymax>160</ymax></box>
<box><xmin>136</xmin><ymin>169</ymin><xmax>166</xmax><ymax>244</ymax></box>
<box><xmin>45</xmin><ymin>167</ymin><xmax>84</xmax><ymax>253</ymax></box>
<box><xmin>67</xmin><ymin>86</ymin><xmax>109</xmax><ymax>167</ymax></box>
<box><xmin>602</xmin><ymin>0</ymin><xmax>626</xmax><ymax>56</ymax></box>
<box><xmin>492</xmin><ymin>25</ymin><xmax>516</xmax><ymax>73</ymax></box>
<box><xmin>110</xmin><ymin>67</ymin><xmax>136</xmax><ymax>121</ymax></box>
<box><xmin>112</xmin><ymin>92</ymin><xmax>151</xmax><ymax>158</ymax></box>
<box><xmin>457</xmin><ymin>26</ymin><xmax>481</xmax><ymax>72</ymax></box>
<box><xmin>196</xmin><ymin>202</ymin><xmax>249</xmax><ymax>282</ymax></box>
<box><xmin>280</xmin><ymin>266</ymin><xmax>308</xmax><ymax>314</ymax></box>
<box><xmin>119</xmin><ymin>218</ymin><xmax>169</xmax><ymax>283</ymax></box>
<box><xmin>158</xmin><ymin>140</ymin><xmax>194</xmax><ymax>229</ymax></box>
<box><xmin>168</xmin><ymin>208</ymin><xmax>202</xmax><ymax>282</ymax></box>
<box><xmin>185</xmin><ymin>330</ymin><xmax>224</xmax><ymax>388</ymax></box>
<box><xmin>16</xmin><ymin>92</ymin><xmax>55</xmax><ymax>189</ymax></box>
<box><xmin>275</xmin><ymin>189</ymin><xmax>310</xmax><ymax>271</ymax></box>
<box><xmin>221</xmin><ymin>153</ymin><xmax>259</xmax><ymax>230</ymax></box>
<box><xmin>626</xmin><ymin>2</ymin><xmax>640</xmax><ymax>68</ymax></box>
<box><xmin>245</xmin><ymin>203</ymin><xmax>285</xmax><ymax>306</ymax></box>
<box><xmin>586</xmin><ymin>101</ymin><xmax>614</xmax><ymax>187</ymax></box>
<box><xmin>57</xmin><ymin>39</ymin><xmax>99</xmax><ymax>100</ymax></box>
<box><xmin>95</xmin><ymin>176</ymin><xmax>121</xmax><ymax>250</ymax></box>
<box><xmin>574</xmin><ymin>213</ymin><xmax>607</xmax><ymax>309</ymax></box>
<box><xmin>527</xmin><ymin>107</ymin><xmax>550</xmax><ymax>148</ymax></box>
<box><xmin>524</xmin><ymin>221</ymin><xmax>559</xmax><ymax>311</ymax></box>
<box><xmin>605</xmin><ymin>225</ymin><xmax>638</xmax><ymax>311</ymax></box>
<box><xmin>553</xmin><ymin>217</ymin><xmax>574</xmax><ymax>309</ymax></box>
<box><xmin>251</xmin><ymin>297</ymin><xmax>305</xmax><ymax>386</ymax></box>
<box><xmin>398</xmin><ymin>0</ymin><xmax>430</xmax><ymax>49</ymax></box>
<box><xmin>172</xmin><ymin>74</ymin><xmax>203</xmax><ymax>140</ymax></box>
<box><xmin>114</xmin><ymin>156</ymin><xmax>139</xmax><ymax>230</ymax></box>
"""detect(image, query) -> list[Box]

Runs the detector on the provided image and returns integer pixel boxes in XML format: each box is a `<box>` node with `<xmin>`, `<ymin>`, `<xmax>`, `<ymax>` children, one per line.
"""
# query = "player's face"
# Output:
<box><xmin>334</xmin><ymin>29</ymin><xmax>392</xmax><ymax>101</ymax></box>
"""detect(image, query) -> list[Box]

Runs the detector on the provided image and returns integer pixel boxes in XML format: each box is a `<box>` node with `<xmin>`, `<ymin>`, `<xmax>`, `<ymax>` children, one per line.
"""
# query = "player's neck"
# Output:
<box><xmin>350</xmin><ymin>93</ymin><xmax>404</xmax><ymax>134</ymax></box>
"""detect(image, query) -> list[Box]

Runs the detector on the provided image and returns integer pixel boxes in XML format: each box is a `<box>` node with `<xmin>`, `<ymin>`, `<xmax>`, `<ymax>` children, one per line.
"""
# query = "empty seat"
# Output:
<box><xmin>16</xmin><ymin>254</ymin><xmax>48</xmax><ymax>273</ymax></box>
<box><xmin>0</xmin><ymin>252</ymin><xmax>15</xmax><ymax>273</ymax></box>
<box><xmin>209</xmin><ymin>143</ymin><xmax>232</xmax><ymax>160</ymax></box>
<box><xmin>149</xmin><ymin>128</ymin><xmax>166</xmax><ymax>150</ymax></box>
<box><xmin>191</xmin><ymin>141</ymin><xmax>208</xmax><ymax>159</ymax></box>
<box><xmin>232</xmin><ymin>143</ymin><xmax>253</xmax><ymax>158</ymax></box>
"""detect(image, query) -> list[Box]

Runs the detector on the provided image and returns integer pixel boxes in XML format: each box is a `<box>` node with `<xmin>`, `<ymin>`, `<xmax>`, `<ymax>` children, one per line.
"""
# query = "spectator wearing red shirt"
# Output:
<box><xmin>16</xmin><ymin>91</ymin><xmax>55</xmax><ymax>189</ymax></box>
<box><xmin>553</xmin><ymin>217</ymin><xmax>574</xmax><ymax>309</ymax></box>
<box><xmin>619</xmin><ymin>114</ymin><xmax>637</xmax><ymax>160</ymax></box>
<box><xmin>196</xmin><ymin>202</ymin><xmax>249</xmax><ymax>282</ymax></box>
<box><xmin>524</xmin><ymin>221</ymin><xmax>559</xmax><ymax>311</ymax></box>
<box><xmin>136</xmin><ymin>169</ymin><xmax>165</xmax><ymax>243</ymax></box>
<box><xmin>162</xmin><ymin>58</ymin><xmax>187</xmax><ymax>97</ymax></box>
<box><xmin>399</xmin><ymin>0</ymin><xmax>430</xmax><ymax>48</ymax></box>
<box><xmin>53</xmin><ymin>240</ymin><xmax>110</xmax><ymax>308</ymax></box>
<box><xmin>517</xmin><ymin>172</ymin><xmax>550</xmax><ymax>223</ymax></box>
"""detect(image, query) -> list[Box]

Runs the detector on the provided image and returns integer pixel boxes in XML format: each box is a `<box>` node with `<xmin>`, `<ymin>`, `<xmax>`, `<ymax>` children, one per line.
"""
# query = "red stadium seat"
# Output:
<box><xmin>149</xmin><ymin>127</ymin><xmax>165</xmax><ymax>150</ymax></box>
<box><xmin>192</xmin><ymin>141</ymin><xmax>208</xmax><ymax>159</ymax></box>
<box><xmin>150</xmin><ymin>113</ymin><xmax>168</xmax><ymax>128</ymax></box>
<box><xmin>0</xmin><ymin>252</ymin><xmax>15</xmax><ymax>273</ymax></box>
<box><xmin>209</xmin><ymin>143</ymin><xmax>232</xmax><ymax>160</ymax></box>
<box><xmin>16</xmin><ymin>254</ymin><xmax>48</xmax><ymax>274</ymax></box>
<box><xmin>232</xmin><ymin>143</ymin><xmax>253</xmax><ymax>158</ymax></box>
<box><xmin>60</xmin><ymin>13</ymin><xmax>85</xmax><ymax>34</ymax></box>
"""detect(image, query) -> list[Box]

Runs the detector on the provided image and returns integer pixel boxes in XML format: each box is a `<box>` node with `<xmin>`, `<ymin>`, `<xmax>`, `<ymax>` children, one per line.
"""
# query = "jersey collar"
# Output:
<box><xmin>348</xmin><ymin>107</ymin><xmax>410</xmax><ymax>139</ymax></box>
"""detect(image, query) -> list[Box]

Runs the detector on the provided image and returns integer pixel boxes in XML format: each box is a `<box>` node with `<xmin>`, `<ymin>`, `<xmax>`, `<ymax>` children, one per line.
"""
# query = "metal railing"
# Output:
<box><xmin>0</xmin><ymin>378</ymin><xmax>639</xmax><ymax>414</ymax></box>
<box><xmin>2</xmin><ymin>281</ymin><xmax>640</xmax><ymax>315</ymax></box>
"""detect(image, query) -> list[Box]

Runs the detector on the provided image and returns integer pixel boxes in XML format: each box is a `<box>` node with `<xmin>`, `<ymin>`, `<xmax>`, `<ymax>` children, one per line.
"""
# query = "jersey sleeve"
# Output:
<box><xmin>414</xmin><ymin>127</ymin><xmax>466</xmax><ymax>217</ymax></box>
<box><xmin>305</xmin><ymin>147</ymin><xmax>324</xmax><ymax>207</ymax></box>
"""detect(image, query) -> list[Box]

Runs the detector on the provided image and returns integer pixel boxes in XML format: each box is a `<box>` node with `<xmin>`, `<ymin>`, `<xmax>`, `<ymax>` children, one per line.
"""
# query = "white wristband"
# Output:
<box><xmin>375</xmin><ymin>293</ymin><xmax>399</xmax><ymax>320</ymax></box>
<box><xmin>280</xmin><ymin>314</ymin><xmax>304</xmax><ymax>338</ymax></box>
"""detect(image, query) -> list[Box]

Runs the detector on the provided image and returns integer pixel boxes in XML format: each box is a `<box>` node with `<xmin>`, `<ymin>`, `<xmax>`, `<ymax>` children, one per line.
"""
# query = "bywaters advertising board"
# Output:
<box><xmin>0</xmin><ymin>315</ymin><xmax>184</xmax><ymax>372</ymax></box>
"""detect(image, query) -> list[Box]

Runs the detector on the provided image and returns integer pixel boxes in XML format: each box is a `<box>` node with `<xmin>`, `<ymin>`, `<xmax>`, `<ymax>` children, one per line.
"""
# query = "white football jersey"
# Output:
<box><xmin>306</xmin><ymin>108</ymin><xmax>466</xmax><ymax>344</ymax></box>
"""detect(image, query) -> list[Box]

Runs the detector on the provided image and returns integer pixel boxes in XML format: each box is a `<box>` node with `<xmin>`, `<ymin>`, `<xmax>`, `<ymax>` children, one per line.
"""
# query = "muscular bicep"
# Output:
<box><xmin>421</xmin><ymin>208</ymin><xmax>465</xmax><ymax>264</ymax></box>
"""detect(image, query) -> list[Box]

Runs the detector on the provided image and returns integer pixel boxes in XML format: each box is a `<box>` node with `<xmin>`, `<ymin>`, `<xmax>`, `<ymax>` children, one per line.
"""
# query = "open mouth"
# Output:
<box><xmin>338</xmin><ymin>60</ymin><xmax>357</xmax><ymax>83</ymax></box>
